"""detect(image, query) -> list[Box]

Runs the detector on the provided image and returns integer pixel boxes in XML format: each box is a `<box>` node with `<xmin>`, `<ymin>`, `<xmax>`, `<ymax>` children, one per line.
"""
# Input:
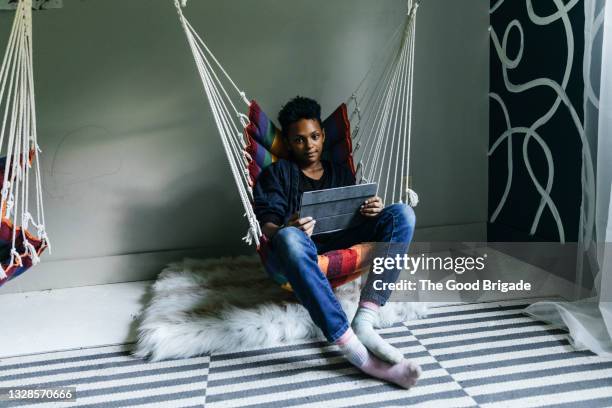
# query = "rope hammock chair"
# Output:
<box><xmin>0</xmin><ymin>0</ymin><xmax>50</xmax><ymax>287</ymax></box>
<box><xmin>174</xmin><ymin>0</ymin><xmax>420</xmax><ymax>290</ymax></box>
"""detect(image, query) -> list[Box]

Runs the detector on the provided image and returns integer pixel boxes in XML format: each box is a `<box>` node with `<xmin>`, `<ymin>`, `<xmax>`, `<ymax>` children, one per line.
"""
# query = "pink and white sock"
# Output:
<box><xmin>335</xmin><ymin>328</ymin><xmax>421</xmax><ymax>389</ymax></box>
<box><xmin>352</xmin><ymin>301</ymin><xmax>405</xmax><ymax>364</ymax></box>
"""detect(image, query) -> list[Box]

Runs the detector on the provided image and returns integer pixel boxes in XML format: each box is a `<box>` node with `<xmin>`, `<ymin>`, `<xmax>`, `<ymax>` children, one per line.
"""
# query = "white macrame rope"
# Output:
<box><xmin>185</xmin><ymin>36</ymin><xmax>253</xmax><ymax>198</ymax></box>
<box><xmin>360</xmin><ymin>46</ymin><xmax>403</xmax><ymax>184</ymax></box>
<box><xmin>405</xmin><ymin>13</ymin><xmax>418</xmax><ymax>206</ymax></box>
<box><xmin>351</xmin><ymin>22</ymin><xmax>404</xmax><ymax>144</ymax></box>
<box><xmin>24</xmin><ymin>22</ymin><xmax>46</xmax><ymax>237</ymax></box>
<box><xmin>385</xmin><ymin>21</ymin><xmax>413</xmax><ymax>202</ymax></box>
<box><xmin>348</xmin><ymin>20</ymin><xmax>405</xmax><ymax>113</ymax></box>
<box><xmin>399</xmin><ymin>22</ymin><xmax>413</xmax><ymax>203</ymax></box>
<box><xmin>184</xmin><ymin>20</ymin><xmax>250</xmax><ymax>108</ymax></box>
<box><xmin>350</xmin><ymin>1</ymin><xmax>418</xmax><ymax>133</ymax></box>
<box><xmin>185</xmin><ymin>20</ymin><xmax>249</xmax><ymax>107</ymax></box>
<box><xmin>175</xmin><ymin>0</ymin><xmax>249</xmax><ymax>106</ymax></box>
<box><xmin>367</xmin><ymin>30</ymin><xmax>409</xmax><ymax>194</ymax></box>
<box><xmin>380</xmin><ymin>44</ymin><xmax>408</xmax><ymax>204</ymax></box>
<box><xmin>9</xmin><ymin>1</ymin><xmax>26</xmax><ymax>267</ymax></box>
<box><xmin>0</xmin><ymin>2</ymin><xmax>19</xmax><ymax>276</ymax></box>
<box><xmin>0</xmin><ymin>12</ymin><xmax>20</xmax><ymax>150</ymax></box>
<box><xmin>197</xmin><ymin>45</ymin><xmax>254</xmax><ymax>196</ymax></box>
<box><xmin>186</xmin><ymin>22</ymin><xmax>245</xmax><ymax>118</ymax></box>
<box><xmin>391</xmin><ymin>16</ymin><xmax>413</xmax><ymax>204</ymax></box>
<box><xmin>392</xmin><ymin>16</ymin><xmax>418</xmax><ymax>204</ymax></box>
<box><xmin>374</xmin><ymin>48</ymin><xmax>403</xmax><ymax>203</ymax></box>
<box><xmin>0</xmin><ymin>0</ymin><xmax>49</xmax><ymax>279</ymax></box>
<box><xmin>353</xmin><ymin>3</ymin><xmax>419</xmax><ymax>207</ymax></box>
<box><xmin>386</xmin><ymin>21</ymin><xmax>411</xmax><ymax>203</ymax></box>
<box><xmin>359</xmin><ymin>18</ymin><xmax>411</xmax><ymax>179</ymax></box>
<box><xmin>7</xmin><ymin>3</ymin><xmax>28</xmax><ymax>267</ymax></box>
<box><xmin>14</xmin><ymin>32</ymin><xmax>26</xmax><ymax>263</ymax></box>
<box><xmin>0</xmin><ymin>10</ymin><xmax>22</xmax><ymax>192</ymax></box>
<box><xmin>173</xmin><ymin>0</ymin><xmax>420</xmax><ymax>245</ymax></box>
<box><xmin>395</xmin><ymin>20</ymin><xmax>413</xmax><ymax>203</ymax></box>
<box><xmin>174</xmin><ymin>0</ymin><xmax>261</xmax><ymax>245</ymax></box>
<box><xmin>351</xmin><ymin>39</ymin><xmax>401</xmax><ymax>147</ymax></box>
<box><xmin>193</xmin><ymin>40</ymin><xmax>259</xmax><ymax>241</ymax></box>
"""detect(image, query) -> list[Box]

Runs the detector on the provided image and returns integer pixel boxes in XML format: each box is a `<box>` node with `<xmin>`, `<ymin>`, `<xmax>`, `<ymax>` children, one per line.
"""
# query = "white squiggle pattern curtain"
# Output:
<box><xmin>489</xmin><ymin>0</ymin><xmax>589</xmax><ymax>243</ymax></box>
<box><xmin>525</xmin><ymin>0</ymin><xmax>612</xmax><ymax>356</ymax></box>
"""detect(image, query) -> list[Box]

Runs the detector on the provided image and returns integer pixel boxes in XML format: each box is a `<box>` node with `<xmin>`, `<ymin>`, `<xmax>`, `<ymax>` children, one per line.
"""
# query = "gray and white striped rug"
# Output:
<box><xmin>2</xmin><ymin>298</ymin><xmax>612</xmax><ymax>408</ymax></box>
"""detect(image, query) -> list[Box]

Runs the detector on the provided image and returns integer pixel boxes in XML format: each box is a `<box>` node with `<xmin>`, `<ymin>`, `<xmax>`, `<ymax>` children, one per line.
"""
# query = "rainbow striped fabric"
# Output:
<box><xmin>258</xmin><ymin>235</ymin><xmax>375</xmax><ymax>291</ymax></box>
<box><xmin>0</xmin><ymin>219</ymin><xmax>45</xmax><ymax>287</ymax></box>
<box><xmin>245</xmin><ymin>100</ymin><xmax>355</xmax><ymax>186</ymax></box>
<box><xmin>244</xmin><ymin>100</ymin><xmax>372</xmax><ymax>291</ymax></box>
<box><xmin>0</xmin><ymin>154</ymin><xmax>47</xmax><ymax>288</ymax></box>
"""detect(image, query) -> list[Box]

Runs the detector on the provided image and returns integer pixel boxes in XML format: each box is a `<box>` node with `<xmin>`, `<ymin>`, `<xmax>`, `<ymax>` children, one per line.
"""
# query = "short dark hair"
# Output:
<box><xmin>278</xmin><ymin>96</ymin><xmax>322</xmax><ymax>138</ymax></box>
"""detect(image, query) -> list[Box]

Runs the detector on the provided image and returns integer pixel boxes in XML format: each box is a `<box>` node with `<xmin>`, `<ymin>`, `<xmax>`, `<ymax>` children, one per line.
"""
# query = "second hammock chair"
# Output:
<box><xmin>0</xmin><ymin>0</ymin><xmax>50</xmax><ymax>288</ymax></box>
<box><xmin>173</xmin><ymin>0</ymin><xmax>420</xmax><ymax>290</ymax></box>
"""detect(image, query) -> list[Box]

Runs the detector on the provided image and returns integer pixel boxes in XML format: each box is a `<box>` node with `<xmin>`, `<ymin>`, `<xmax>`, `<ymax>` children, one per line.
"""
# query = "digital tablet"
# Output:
<box><xmin>299</xmin><ymin>183</ymin><xmax>377</xmax><ymax>236</ymax></box>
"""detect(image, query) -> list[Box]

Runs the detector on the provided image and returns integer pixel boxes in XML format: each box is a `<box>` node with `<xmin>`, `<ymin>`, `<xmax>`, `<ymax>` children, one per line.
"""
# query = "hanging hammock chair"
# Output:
<box><xmin>0</xmin><ymin>0</ymin><xmax>50</xmax><ymax>288</ymax></box>
<box><xmin>173</xmin><ymin>0</ymin><xmax>420</xmax><ymax>290</ymax></box>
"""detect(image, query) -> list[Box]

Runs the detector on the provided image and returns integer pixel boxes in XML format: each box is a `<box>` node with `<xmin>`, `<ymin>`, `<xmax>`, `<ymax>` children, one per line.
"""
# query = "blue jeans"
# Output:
<box><xmin>270</xmin><ymin>203</ymin><xmax>416</xmax><ymax>342</ymax></box>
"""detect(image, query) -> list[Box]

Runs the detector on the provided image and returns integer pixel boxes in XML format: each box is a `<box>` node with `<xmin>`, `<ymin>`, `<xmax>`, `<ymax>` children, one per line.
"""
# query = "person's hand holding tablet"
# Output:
<box><xmin>286</xmin><ymin>212</ymin><xmax>316</xmax><ymax>237</ymax></box>
<box><xmin>360</xmin><ymin>196</ymin><xmax>384</xmax><ymax>217</ymax></box>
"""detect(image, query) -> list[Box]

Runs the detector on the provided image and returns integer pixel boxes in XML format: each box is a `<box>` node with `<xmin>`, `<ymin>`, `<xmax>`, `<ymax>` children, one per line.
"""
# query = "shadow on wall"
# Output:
<box><xmin>116</xmin><ymin>167</ymin><xmax>252</xmax><ymax>258</ymax></box>
<box><xmin>41</xmin><ymin>117</ymin><xmax>253</xmax><ymax>261</ymax></box>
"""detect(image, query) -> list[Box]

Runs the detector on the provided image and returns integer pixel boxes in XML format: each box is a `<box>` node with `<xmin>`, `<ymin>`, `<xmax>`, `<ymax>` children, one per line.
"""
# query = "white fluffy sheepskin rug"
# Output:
<box><xmin>134</xmin><ymin>256</ymin><xmax>429</xmax><ymax>362</ymax></box>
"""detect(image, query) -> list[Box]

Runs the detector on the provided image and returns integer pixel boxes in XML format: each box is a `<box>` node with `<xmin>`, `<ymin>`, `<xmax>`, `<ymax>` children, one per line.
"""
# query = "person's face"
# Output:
<box><xmin>285</xmin><ymin>119</ymin><xmax>326</xmax><ymax>166</ymax></box>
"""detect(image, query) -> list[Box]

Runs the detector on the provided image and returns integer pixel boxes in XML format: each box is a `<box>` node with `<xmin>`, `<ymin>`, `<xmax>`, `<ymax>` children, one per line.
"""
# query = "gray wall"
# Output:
<box><xmin>0</xmin><ymin>0</ymin><xmax>489</xmax><ymax>294</ymax></box>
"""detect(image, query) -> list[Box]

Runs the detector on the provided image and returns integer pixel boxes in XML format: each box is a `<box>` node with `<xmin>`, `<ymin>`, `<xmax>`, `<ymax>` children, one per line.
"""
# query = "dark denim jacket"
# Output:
<box><xmin>253</xmin><ymin>159</ymin><xmax>355</xmax><ymax>227</ymax></box>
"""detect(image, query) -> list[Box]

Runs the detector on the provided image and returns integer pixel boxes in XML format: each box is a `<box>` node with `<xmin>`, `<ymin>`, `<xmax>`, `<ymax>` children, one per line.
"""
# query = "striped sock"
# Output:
<box><xmin>352</xmin><ymin>303</ymin><xmax>405</xmax><ymax>364</ymax></box>
<box><xmin>335</xmin><ymin>328</ymin><xmax>421</xmax><ymax>389</ymax></box>
<box><xmin>336</xmin><ymin>328</ymin><xmax>369</xmax><ymax>367</ymax></box>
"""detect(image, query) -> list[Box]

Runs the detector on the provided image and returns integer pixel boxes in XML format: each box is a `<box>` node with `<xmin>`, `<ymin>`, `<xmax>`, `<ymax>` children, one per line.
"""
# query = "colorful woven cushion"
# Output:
<box><xmin>0</xmin><ymin>154</ymin><xmax>47</xmax><ymax>288</ymax></box>
<box><xmin>258</xmin><ymin>234</ymin><xmax>374</xmax><ymax>292</ymax></box>
<box><xmin>0</xmin><ymin>219</ymin><xmax>45</xmax><ymax>287</ymax></box>
<box><xmin>245</xmin><ymin>100</ymin><xmax>370</xmax><ymax>291</ymax></box>
<box><xmin>316</xmin><ymin>243</ymin><xmax>375</xmax><ymax>289</ymax></box>
<box><xmin>245</xmin><ymin>100</ymin><xmax>355</xmax><ymax>186</ymax></box>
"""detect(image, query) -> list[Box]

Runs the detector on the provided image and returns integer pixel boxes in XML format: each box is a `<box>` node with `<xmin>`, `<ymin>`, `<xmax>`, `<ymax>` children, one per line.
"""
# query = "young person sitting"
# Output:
<box><xmin>253</xmin><ymin>96</ymin><xmax>421</xmax><ymax>388</ymax></box>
